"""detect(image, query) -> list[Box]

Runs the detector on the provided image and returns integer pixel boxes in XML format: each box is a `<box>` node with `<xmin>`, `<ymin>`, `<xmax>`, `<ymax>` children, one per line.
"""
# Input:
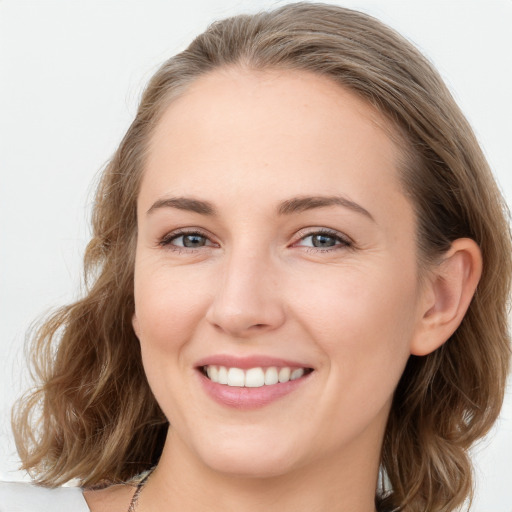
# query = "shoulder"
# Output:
<box><xmin>0</xmin><ymin>480</ymin><xmax>89</xmax><ymax>511</ymax></box>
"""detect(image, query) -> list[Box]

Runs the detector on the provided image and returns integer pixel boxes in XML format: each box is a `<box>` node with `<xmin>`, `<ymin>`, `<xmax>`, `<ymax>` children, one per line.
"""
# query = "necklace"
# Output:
<box><xmin>127</xmin><ymin>468</ymin><xmax>153</xmax><ymax>512</ymax></box>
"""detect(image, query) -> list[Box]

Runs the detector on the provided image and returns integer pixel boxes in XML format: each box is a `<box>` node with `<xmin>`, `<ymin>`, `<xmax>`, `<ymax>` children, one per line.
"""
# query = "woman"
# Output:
<box><xmin>2</xmin><ymin>2</ymin><xmax>510</xmax><ymax>511</ymax></box>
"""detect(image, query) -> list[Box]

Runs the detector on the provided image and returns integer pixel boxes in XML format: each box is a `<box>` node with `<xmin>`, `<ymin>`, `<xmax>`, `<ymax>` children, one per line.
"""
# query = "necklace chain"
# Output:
<box><xmin>127</xmin><ymin>468</ymin><xmax>153</xmax><ymax>512</ymax></box>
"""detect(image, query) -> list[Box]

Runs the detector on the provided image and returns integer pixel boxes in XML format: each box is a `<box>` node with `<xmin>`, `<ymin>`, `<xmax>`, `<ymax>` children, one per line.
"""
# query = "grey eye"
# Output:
<box><xmin>311</xmin><ymin>234</ymin><xmax>337</xmax><ymax>248</ymax></box>
<box><xmin>295</xmin><ymin>230</ymin><xmax>350</xmax><ymax>250</ymax></box>
<box><xmin>181</xmin><ymin>234</ymin><xmax>207</xmax><ymax>247</ymax></box>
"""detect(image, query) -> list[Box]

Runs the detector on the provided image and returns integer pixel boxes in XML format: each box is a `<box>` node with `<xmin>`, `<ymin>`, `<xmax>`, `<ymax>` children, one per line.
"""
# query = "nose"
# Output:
<box><xmin>205</xmin><ymin>249</ymin><xmax>286</xmax><ymax>338</ymax></box>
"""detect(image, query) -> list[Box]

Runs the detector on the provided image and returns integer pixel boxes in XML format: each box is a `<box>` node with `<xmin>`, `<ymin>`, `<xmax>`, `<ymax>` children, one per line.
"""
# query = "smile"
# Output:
<box><xmin>202</xmin><ymin>365</ymin><xmax>312</xmax><ymax>387</ymax></box>
<box><xmin>197</xmin><ymin>359</ymin><xmax>315</xmax><ymax>409</ymax></box>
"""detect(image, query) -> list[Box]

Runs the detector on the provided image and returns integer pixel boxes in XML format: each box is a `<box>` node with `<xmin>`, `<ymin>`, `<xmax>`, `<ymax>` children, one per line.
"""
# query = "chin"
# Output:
<box><xmin>206</xmin><ymin>455</ymin><xmax>295</xmax><ymax>480</ymax></box>
<box><xmin>196</xmin><ymin>436</ymin><xmax>300</xmax><ymax>479</ymax></box>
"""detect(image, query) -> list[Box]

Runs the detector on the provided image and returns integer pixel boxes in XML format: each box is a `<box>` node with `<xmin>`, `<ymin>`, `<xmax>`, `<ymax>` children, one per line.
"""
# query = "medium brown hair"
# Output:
<box><xmin>13</xmin><ymin>3</ymin><xmax>511</xmax><ymax>511</ymax></box>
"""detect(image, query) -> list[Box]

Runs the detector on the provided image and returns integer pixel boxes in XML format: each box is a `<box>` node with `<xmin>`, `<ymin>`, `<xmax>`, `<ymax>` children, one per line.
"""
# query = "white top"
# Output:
<box><xmin>0</xmin><ymin>481</ymin><xmax>90</xmax><ymax>512</ymax></box>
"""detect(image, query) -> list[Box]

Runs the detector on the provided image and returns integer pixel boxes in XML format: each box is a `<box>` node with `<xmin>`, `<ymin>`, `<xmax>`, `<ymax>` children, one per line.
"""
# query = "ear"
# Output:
<box><xmin>410</xmin><ymin>238</ymin><xmax>482</xmax><ymax>356</ymax></box>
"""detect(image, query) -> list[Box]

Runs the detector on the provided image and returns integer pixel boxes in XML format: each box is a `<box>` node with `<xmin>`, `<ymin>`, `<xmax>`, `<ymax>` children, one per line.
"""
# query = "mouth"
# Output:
<box><xmin>196</xmin><ymin>359</ymin><xmax>315</xmax><ymax>409</ymax></box>
<box><xmin>200</xmin><ymin>365</ymin><xmax>314</xmax><ymax>388</ymax></box>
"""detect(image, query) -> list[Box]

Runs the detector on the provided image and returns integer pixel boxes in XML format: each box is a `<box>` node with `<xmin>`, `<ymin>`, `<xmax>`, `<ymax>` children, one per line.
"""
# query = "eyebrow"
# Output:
<box><xmin>147</xmin><ymin>197</ymin><xmax>216</xmax><ymax>215</ymax></box>
<box><xmin>147</xmin><ymin>194</ymin><xmax>374</xmax><ymax>221</ymax></box>
<box><xmin>277</xmin><ymin>195</ymin><xmax>374</xmax><ymax>221</ymax></box>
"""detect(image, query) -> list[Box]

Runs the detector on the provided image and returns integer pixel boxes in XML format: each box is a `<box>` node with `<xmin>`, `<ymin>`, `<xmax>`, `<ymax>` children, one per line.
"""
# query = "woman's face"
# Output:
<box><xmin>133</xmin><ymin>68</ymin><xmax>429</xmax><ymax>477</ymax></box>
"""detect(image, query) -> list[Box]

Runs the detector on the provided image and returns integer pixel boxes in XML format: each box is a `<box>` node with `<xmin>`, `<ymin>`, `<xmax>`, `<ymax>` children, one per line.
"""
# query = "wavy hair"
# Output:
<box><xmin>13</xmin><ymin>3</ymin><xmax>511</xmax><ymax>511</ymax></box>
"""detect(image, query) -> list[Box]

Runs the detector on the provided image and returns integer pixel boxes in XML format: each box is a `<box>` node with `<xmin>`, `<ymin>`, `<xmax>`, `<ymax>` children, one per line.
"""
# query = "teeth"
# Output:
<box><xmin>291</xmin><ymin>368</ymin><xmax>305</xmax><ymax>380</ymax></box>
<box><xmin>278</xmin><ymin>367</ymin><xmax>291</xmax><ymax>383</ymax></box>
<box><xmin>204</xmin><ymin>365</ymin><xmax>309</xmax><ymax>387</ymax></box>
<box><xmin>227</xmin><ymin>367</ymin><xmax>245</xmax><ymax>387</ymax></box>
<box><xmin>245</xmin><ymin>367</ymin><xmax>265</xmax><ymax>388</ymax></box>
<box><xmin>218</xmin><ymin>366</ymin><xmax>228</xmax><ymax>385</ymax></box>
<box><xmin>264</xmin><ymin>367</ymin><xmax>279</xmax><ymax>385</ymax></box>
<box><xmin>206</xmin><ymin>365</ymin><xmax>218</xmax><ymax>381</ymax></box>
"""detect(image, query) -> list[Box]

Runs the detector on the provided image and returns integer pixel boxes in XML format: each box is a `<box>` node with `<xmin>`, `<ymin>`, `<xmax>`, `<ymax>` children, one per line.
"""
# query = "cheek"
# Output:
<box><xmin>291</xmin><ymin>268</ymin><xmax>418</xmax><ymax>442</ymax></box>
<box><xmin>133</xmin><ymin>262</ymin><xmax>214</xmax><ymax>423</ymax></box>
<box><xmin>133</xmin><ymin>261</ymin><xmax>213</xmax><ymax>356</ymax></box>
<box><xmin>291</xmin><ymin>262</ymin><xmax>419</xmax><ymax>384</ymax></box>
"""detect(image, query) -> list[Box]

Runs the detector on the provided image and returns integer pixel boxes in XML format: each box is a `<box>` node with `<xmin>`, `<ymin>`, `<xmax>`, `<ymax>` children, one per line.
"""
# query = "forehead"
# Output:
<box><xmin>147</xmin><ymin>67</ymin><xmax>400</xmax><ymax>165</ymax></box>
<box><xmin>141</xmin><ymin>67</ymin><xmax>409</xmax><ymax>224</ymax></box>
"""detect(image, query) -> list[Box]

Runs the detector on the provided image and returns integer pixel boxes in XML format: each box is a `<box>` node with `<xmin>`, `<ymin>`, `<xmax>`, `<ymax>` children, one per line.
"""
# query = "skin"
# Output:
<box><xmin>84</xmin><ymin>68</ymin><xmax>482</xmax><ymax>512</ymax></box>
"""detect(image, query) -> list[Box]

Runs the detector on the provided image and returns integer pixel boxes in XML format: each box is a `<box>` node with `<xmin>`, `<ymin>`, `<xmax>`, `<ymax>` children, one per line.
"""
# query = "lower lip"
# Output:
<box><xmin>197</xmin><ymin>370</ymin><xmax>312</xmax><ymax>409</ymax></box>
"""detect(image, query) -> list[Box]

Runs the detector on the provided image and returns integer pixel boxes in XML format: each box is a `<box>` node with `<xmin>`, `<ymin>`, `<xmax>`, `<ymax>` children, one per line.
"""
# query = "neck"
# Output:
<box><xmin>138</xmin><ymin>428</ymin><xmax>381</xmax><ymax>512</ymax></box>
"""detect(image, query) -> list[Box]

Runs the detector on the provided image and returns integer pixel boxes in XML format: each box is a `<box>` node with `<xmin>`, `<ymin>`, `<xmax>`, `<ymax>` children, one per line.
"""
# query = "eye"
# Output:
<box><xmin>174</xmin><ymin>233</ymin><xmax>208</xmax><ymax>248</ymax></box>
<box><xmin>159</xmin><ymin>230</ymin><xmax>216</xmax><ymax>251</ymax></box>
<box><xmin>295</xmin><ymin>229</ymin><xmax>351</xmax><ymax>251</ymax></box>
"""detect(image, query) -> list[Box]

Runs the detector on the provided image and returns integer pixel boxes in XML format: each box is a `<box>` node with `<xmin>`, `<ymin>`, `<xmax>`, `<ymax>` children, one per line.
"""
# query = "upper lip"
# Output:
<box><xmin>195</xmin><ymin>354</ymin><xmax>313</xmax><ymax>370</ymax></box>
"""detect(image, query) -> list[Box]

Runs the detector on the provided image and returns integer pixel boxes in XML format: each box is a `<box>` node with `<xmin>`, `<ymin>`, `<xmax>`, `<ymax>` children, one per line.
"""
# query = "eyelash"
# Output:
<box><xmin>294</xmin><ymin>228</ymin><xmax>352</xmax><ymax>253</ymax></box>
<box><xmin>158</xmin><ymin>229</ymin><xmax>215</xmax><ymax>253</ymax></box>
<box><xmin>158</xmin><ymin>228</ymin><xmax>352</xmax><ymax>254</ymax></box>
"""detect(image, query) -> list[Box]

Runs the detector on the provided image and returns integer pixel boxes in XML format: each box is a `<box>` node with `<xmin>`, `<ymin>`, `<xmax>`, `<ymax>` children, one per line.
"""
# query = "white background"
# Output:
<box><xmin>0</xmin><ymin>0</ymin><xmax>511</xmax><ymax>510</ymax></box>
